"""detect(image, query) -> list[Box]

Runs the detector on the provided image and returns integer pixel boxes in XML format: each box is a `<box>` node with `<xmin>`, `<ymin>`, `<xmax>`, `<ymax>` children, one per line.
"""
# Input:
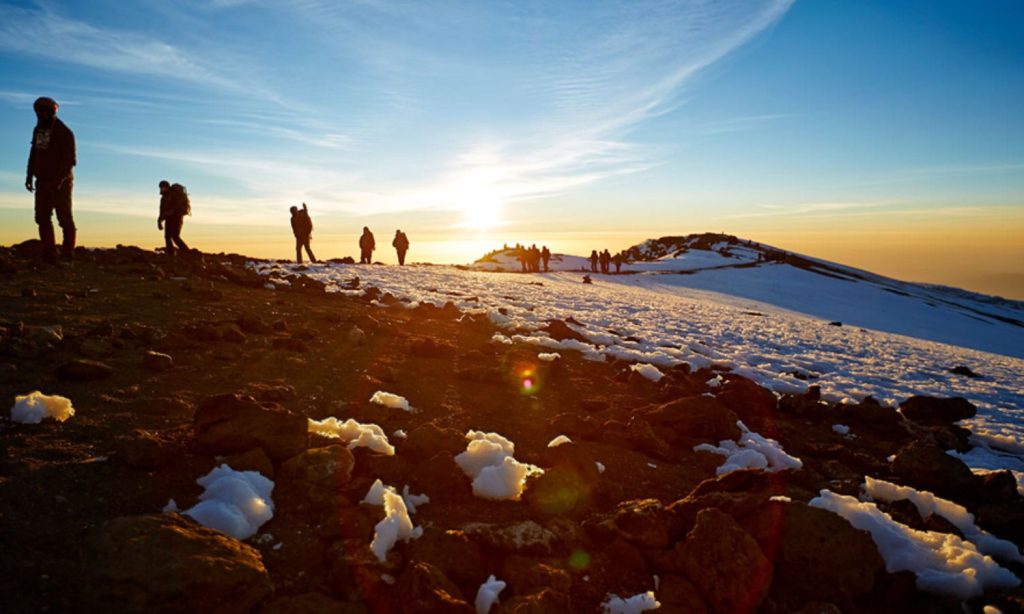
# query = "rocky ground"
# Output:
<box><xmin>1</xmin><ymin>241</ymin><xmax>1022</xmax><ymax>613</ymax></box>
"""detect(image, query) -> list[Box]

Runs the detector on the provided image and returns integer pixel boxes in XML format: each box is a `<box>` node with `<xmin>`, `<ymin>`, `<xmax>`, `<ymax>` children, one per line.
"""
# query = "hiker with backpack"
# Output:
<box><xmin>290</xmin><ymin>203</ymin><xmax>317</xmax><ymax>264</ymax></box>
<box><xmin>392</xmin><ymin>229</ymin><xmax>410</xmax><ymax>265</ymax></box>
<box><xmin>157</xmin><ymin>180</ymin><xmax>191</xmax><ymax>257</ymax></box>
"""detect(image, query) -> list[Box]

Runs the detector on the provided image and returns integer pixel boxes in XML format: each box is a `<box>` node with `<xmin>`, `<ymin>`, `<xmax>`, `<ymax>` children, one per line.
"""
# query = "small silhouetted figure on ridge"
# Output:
<box><xmin>600</xmin><ymin>249</ymin><xmax>611</xmax><ymax>274</ymax></box>
<box><xmin>529</xmin><ymin>244</ymin><xmax>540</xmax><ymax>272</ymax></box>
<box><xmin>518</xmin><ymin>246</ymin><xmax>528</xmax><ymax>272</ymax></box>
<box><xmin>158</xmin><ymin>180</ymin><xmax>191</xmax><ymax>257</ymax></box>
<box><xmin>26</xmin><ymin>96</ymin><xmax>76</xmax><ymax>263</ymax></box>
<box><xmin>359</xmin><ymin>226</ymin><xmax>376</xmax><ymax>264</ymax></box>
<box><xmin>392</xmin><ymin>229</ymin><xmax>410</xmax><ymax>265</ymax></box>
<box><xmin>589</xmin><ymin>250</ymin><xmax>599</xmax><ymax>273</ymax></box>
<box><xmin>290</xmin><ymin>203</ymin><xmax>316</xmax><ymax>264</ymax></box>
<box><xmin>613</xmin><ymin>251</ymin><xmax>624</xmax><ymax>274</ymax></box>
<box><xmin>541</xmin><ymin>245</ymin><xmax>551</xmax><ymax>272</ymax></box>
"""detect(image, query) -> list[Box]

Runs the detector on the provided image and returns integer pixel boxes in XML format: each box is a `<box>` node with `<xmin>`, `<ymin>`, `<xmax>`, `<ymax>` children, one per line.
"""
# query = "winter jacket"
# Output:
<box><xmin>27</xmin><ymin>118</ymin><xmax>76</xmax><ymax>182</ymax></box>
<box><xmin>291</xmin><ymin>211</ymin><xmax>313</xmax><ymax>238</ymax></box>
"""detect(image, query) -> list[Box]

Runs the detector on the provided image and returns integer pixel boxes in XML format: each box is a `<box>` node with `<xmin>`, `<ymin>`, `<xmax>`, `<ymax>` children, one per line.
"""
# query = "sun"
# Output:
<box><xmin>452</xmin><ymin>177</ymin><xmax>504</xmax><ymax>230</ymax></box>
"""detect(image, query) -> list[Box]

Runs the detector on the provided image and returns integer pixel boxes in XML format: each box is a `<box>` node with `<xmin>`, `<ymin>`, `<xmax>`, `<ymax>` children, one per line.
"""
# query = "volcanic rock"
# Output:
<box><xmin>899</xmin><ymin>396</ymin><xmax>976</xmax><ymax>425</ymax></box>
<box><xmin>461</xmin><ymin>520</ymin><xmax>559</xmax><ymax>556</ymax></box>
<box><xmin>115</xmin><ymin>429</ymin><xmax>179</xmax><ymax>470</ymax></box>
<box><xmin>262</xmin><ymin>592</ymin><xmax>362</xmax><ymax>614</ymax></box>
<box><xmin>405</xmin><ymin>530</ymin><xmax>485</xmax><ymax>586</ymax></box>
<box><xmin>657</xmin><ymin>575</ymin><xmax>708</xmax><ymax>613</ymax></box>
<box><xmin>194</xmin><ymin>393</ymin><xmax>307</xmax><ymax>461</ymax></box>
<box><xmin>497</xmin><ymin>589</ymin><xmax>572</xmax><ymax>613</ymax></box>
<box><xmin>642</xmin><ymin>395</ymin><xmax>741</xmax><ymax>442</ymax></box>
<box><xmin>891</xmin><ymin>439</ymin><xmax>977</xmax><ymax>498</ymax></box>
<box><xmin>401</xmin><ymin>423</ymin><xmax>466</xmax><ymax>461</ymax></box>
<box><xmin>280</xmin><ymin>445</ymin><xmax>355</xmax><ymax>505</ymax></box>
<box><xmin>589</xmin><ymin>499</ymin><xmax>679</xmax><ymax>549</ymax></box>
<box><xmin>396</xmin><ymin>562</ymin><xmax>472</xmax><ymax>614</ymax></box>
<box><xmin>142</xmin><ymin>350</ymin><xmax>174</xmax><ymax>371</ymax></box>
<box><xmin>500</xmin><ymin>555</ymin><xmax>571</xmax><ymax>595</ymax></box>
<box><xmin>675</xmin><ymin>508</ymin><xmax>772</xmax><ymax>614</ymax></box>
<box><xmin>225</xmin><ymin>447</ymin><xmax>275</xmax><ymax>478</ymax></box>
<box><xmin>55</xmin><ymin>358</ymin><xmax>113</xmax><ymax>381</ymax></box>
<box><xmin>81</xmin><ymin>514</ymin><xmax>271</xmax><ymax>613</ymax></box>
<box><xmin>544</xmin><ymin>319</ymin><xmax>588</xmax><ymax>343</ymax></box>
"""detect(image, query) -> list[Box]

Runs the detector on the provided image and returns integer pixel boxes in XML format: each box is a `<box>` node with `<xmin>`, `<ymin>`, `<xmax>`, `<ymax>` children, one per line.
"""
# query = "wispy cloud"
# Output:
<box><xmin>857</xmin><ymin>162</ymin><xmax>1024</xmax><ymax>187</ymax></box>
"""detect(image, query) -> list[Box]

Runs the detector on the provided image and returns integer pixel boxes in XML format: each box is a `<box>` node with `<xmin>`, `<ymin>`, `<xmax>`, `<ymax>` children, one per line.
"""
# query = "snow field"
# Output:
<box><xmin>10</xmin><ymin>391</ymin><xmax>75</xmax><ymax>424</ymax></box>
<box><xmin>252</xmin><ymin>261</ymin><xmax>1024</xmax><ymax>485</ymax></box>
<box><xmin>183</xmin><ymin>464</ymin><xmax>275</xmax><ymax>540</ymax></box>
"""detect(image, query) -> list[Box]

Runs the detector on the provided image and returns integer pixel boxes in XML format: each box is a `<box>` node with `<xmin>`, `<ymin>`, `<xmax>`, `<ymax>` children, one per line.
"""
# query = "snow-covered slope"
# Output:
<box><xmin>253</xmin><ymin>235</ymin><xmax>1024</xmax><ymax>491</ymax></box>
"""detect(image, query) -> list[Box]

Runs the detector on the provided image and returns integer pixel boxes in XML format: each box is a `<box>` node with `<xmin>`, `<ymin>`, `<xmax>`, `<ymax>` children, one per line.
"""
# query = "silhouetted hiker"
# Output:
<box><xmin>359</xmin><ymin>227</ymin><xmax>376</xmax><ymax>264</ymax></box>
<box><xmin>613</xmin><ymin>252</ymin><xmax>624</xmax><ymax>274</ymax></box>
<box><xmin>25</xmin><ymin>97</ymin><xmax>76</xmax><ymax>264</ymax></box>
<box><xmin>541</xmin><ymin>246</ymin><xmax>551</xmax><ymax>272</ymax></box>
<box><xmin>600</xmin><ymin>249</ymin><xmax>611</xmax><ymax>274</ymax></box>
<box><xmin>157</xmin><ymin>180</ymin><xmax>192</xmax><ymax>257</ymax></box>
<box><xmin>392</xmin><ymin>229</ymin><xmax>410</xmax><ymax>265</ymax></box>
<box><xmin>589</xmin><ymin>250</ymin><xmax>599</xmax><ymax>273</ymax></box>
<box><xmin>517</xmin><ymin>246</ymin><xmax>528</xmax><ymax>272</ymax></box>
<box><xmin>290</xmin><ymin>203</ymin><xmax>316</xmax><ymax>264</ymax></box>
<box><xmin>529</xmin><ymin>244</ymin><xmax>541</xmax><ymax>273</ymax></box>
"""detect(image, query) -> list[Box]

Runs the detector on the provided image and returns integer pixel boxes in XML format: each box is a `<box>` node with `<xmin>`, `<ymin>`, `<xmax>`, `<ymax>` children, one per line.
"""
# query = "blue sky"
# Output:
<box><xmin>1</xmin><ymin>0</ymin><xmax>1022</xmax><ymax>293</ymax></box>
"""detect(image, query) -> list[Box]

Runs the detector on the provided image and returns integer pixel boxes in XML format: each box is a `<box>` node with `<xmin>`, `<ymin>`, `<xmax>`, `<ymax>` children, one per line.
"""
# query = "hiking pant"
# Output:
<box><xmin>360</xmin><ymin>248</ymin><xmax>373</xmax><ymax>264</ymax></box>
<box><xmin>396</xmin><ymin>249</ymin><xmax>407</xmax><ymax>266</ymax></box>
<box><xmin>34</xmin><ymin>176</ymin><xmax>75</xmax><ymax>260</ymax></box>
<box><xmin>296</xmin><ymin>236</ymin><xmax>316</xmax><ymax>263</ymax></box>
<box><xmin>164</xmin><ymin>216</ymin><xmax>189</xmax><ymax>255</ymax></box>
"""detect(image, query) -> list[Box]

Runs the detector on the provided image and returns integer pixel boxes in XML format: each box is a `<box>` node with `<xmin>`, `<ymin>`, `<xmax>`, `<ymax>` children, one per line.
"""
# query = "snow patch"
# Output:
<box><xmin>454</xmin><ymin>430</ymin><xmax>544</xmax><ymax>500</ymax></box>
<box><xmin>693</xmin><ymin>420</ymin><xmax>802</xmax><ymax>475</ymax></box>
<box><xmin>602</xmin><ymin>591</ymin><xmax>661</xmax><ymax>613</ymax></box>
<box><xmin>10</xmin><ymin>391</ymin><xmax>75</xmax><ymax>424</ymax></box>
<box><xmin>547</xmin><ymin>435</ymin><xmax>572</xmax><ymax>448</ymax></box>
<box><xmin>183</xmin><ymin>464</ymin><xmax>275</xmax><ymax>540</ymax></box>
<box><xmin>370</xmin><ymin>391</ymin><xmax>414</xmax><ymax>412</ymax></box>
<box><xmin>369</xmin><ymin>486</ymin><xmax>423</xmax><ymax>562</ymax></box>
<box><xmin>832</xmin><ymin>424</ymin><xmax>851</xmax><ymax>435</ymax></box>
<box><xmin>308</xmin><ymin>417</ymin><xmax>395</xmax><ymax>455</ymax></box>
<box><xmin>629</xmin><ymin>363</ymin><xmax>664</xmax><ymax>382</ymax></box>
<box><xmin>809</xmin><ymin>489</ymin><xmax>1020</xmax><ymax>599</ymax></box>
<box><xmin>538</xmin><ymin>352</ymin><xmax>561</xmax><ymax>362</ymax></box>
<box><xmin>475</xmin><ymin>574</ymin><xmax>506</xmax><ymax>614</ymax></box>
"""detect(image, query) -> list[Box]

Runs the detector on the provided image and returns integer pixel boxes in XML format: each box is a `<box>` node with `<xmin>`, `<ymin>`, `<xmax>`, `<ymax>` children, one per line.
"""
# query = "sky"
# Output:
<box><xmin>1</xmin><ymin>0</ymin><xmax>1023</xmax><ymax>297</ymax></box>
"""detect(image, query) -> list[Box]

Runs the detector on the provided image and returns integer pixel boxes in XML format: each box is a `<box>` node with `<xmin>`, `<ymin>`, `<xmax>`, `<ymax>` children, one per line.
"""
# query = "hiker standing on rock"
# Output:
<box><xmin>157</xmin><ymin>180</ymin><xmax>191</xmax><ymax>257</ymax></box>
<box><xmin>359</xmin><ymin>226</ymin><xmax>375</xmax><ymax>264</ymax></box>
<box><xmin>392</xmin><ymin>229</ymin><xmax>410</xmax><ymax>265</ymax></box>
<box><xmin>25</xmin><ymin>96</ymin><xmax>76</xmax><ymax>264</ymax></box>
<box><xmin>290</xmin><ymin>203</ymin><xmax>317</xmax><ymax>264</ymax></box>
<box><xmin>541</xmin><ymin>246</ymin><xmax>551</xmax><ymax>272</ymax></box>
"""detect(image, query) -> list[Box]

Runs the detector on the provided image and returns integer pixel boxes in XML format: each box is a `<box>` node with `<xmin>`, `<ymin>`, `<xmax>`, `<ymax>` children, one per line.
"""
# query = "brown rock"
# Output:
<box><xmin>55</xmin><ymin>358</ymin><xmax>113</xmax><ymax>381</ymax></box>
<box><xmin>544</xmin><ymin>319</ymin><xmax>588</xmax><ymax>343</ymax></box>
<box><xmin>82</xmin><ymin>514</ymin><xmax>271</xmax><ymax>613</ymax></box>
<box><xmin>899</xmin><ymin>396</ymin><xmax>976</xmax><ymax>425</ymax></box>
<box><xmin>115</xmin><ymin>429</ymin><xmax>178</xmax><ymax>470</ymax></box>
<box><xmin>402</xmin><ymin>423</ymin><xmax>466</xmax><ymax>461</ymax></box>
<box><xmin>194</xmin><ymin>393</ymin><xmax>307</xmax><ymax>461</ymax></box>
<box><xmin>142</xmin><ymin>350</ymin><xmax>174</xmax><ymax>371</ymax></box>
<box><xmin>891</xmin><ymin>440</ymin><xmax>977</xmax><ymax>499</ymax></box>
<box><xmin>624</xmin><ymin>416</ymin><xmax>673</xmax><ymax>460</ymax></box>
<box><xmin>249</xmin><ymin>382</ymin><xmax>298</xmax><ymax>403</ymax></box>
<box><xmin>496</xmin><ymin>589</ymin><xmax>571</xmax><ymax>613</ymax></box>
<box><xmin>405</xmin><ymin>530</ymin><xmax>485</xmax><ymax>586</ymax></box>
<box><xmin>740</xmin><ymin>501</ymin><xmax>883</xmax><ymax>610</ymax></box>
<box><xmin>591</xmin><ymin>499</ymin><xmax>680</xmax><ymax>549</ymax></box>
<box><xmin>717</xmin><ymin>377</ymin><xmax>777</xmax><ymax>425</ymax></box>
<box><xmin>524</xmin><ymin>466</ymin><xmax>597</xmax><ymax>516</ymax></box>
<box><xmin>396</xmin><ymin>562</ymin><xmax>472</xmax><ymax>614</ymax></box>
<box><xmin>500</xmin><ymin>555</ymin><xmax>571</xmax><ymax>595</ymax></box>
<box><xmin>461</xmin><ymin>521</ymin><xmax>559</xmax><ymax>556</ymax></box>
<box><xmin>409</xmin><ymin>451</ymin><xmax>468</xmax><ymax>500</ymax></box>
<box><xmin>657</xmin><ymin>574</ymin><xmax>707</xmax><ymax>613</ymax></box>
<box><xmin>237</xmin><ymin>314</ymin><xmax>273</xmax><ymax>334</ymax></box>
<box><xmin>643</xmin><ymin>396</ymin><xmax>741</xmax><ymax>442</ymax></box>
<box><xmin>225</xmin><ymin>447</ymin><xmax>275</xmax><ymax>478</ymax></box>
<box><xmin>410</xmin><ymin>337</ymin><xmax>456</xmax><ymax>358</ymax></box>
<box><xmin>280</xmin><ymin>446</ymin><xmax>355</xmax><ymax>505</ymax></box>
<box><xmin>676</xmin><ymin>508</ymin><xmax>772</xmax><ymax>614</ymax></box>
<box><xmin>261</xmin><ymin>592</ymin><xmax>365</xmax><ymax>614</ymax></box>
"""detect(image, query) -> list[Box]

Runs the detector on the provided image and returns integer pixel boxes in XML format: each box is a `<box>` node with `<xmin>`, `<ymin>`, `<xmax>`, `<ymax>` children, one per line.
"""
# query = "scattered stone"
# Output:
<box><xmin>115</xmin><ymin>429</ymin><xmax>178</xmax><ymax>470</ymax></box>
<box><xmin>55</xmin><ymin>359</ymin><xmax>113</xmax><ymax>382</ymax></box>
<box><xmin>143</xmin><ymin>351</ymin><xmax>174</xmax><ymax>371</ymax></box>
<box><xmin>545</xmin><ymin>319</ymin><xmax>588</xmax><ymax>343</ymax></box>
<box><xmin>405</xmin><ymin>530</ymin><xmax>485</xmax><ymax>586</ymax></box>
<box><xmin>891</xmin><ymin>440</ymin><xmax>977</xmax><ymax>498</ymax></box>
<box><xmin>410</xmin><ymin>337</ymin><xmax>456</xmax><ymax>358</ymax></box>
<box><xmin>401</xmin><ymin>424</ymin><xmax>466</xmax><ymax>461</ymax></box>
<box><xmin>676</xmin><ymin>508</ymin><xmax>772</xmax><ymax>614</ymax></box>
<box><xmin>220</xmin><ymin>324</ymin><xmax>247</xmax><ymax>343</ymax></box>
<box><xmin>498</xmin><ymin>589</ymin><xmax>572</xmax><ymax>613</ymax></box>
<box><xmin>642</xmin><ymin>396</ymin><xmax>741</xmax><ymax>442</ymax></box>
<box><xmin>461</xmin><ymin>521</ymin><xmax>559</xmax><ymax>556</ymax></box>
<box><xmin>500</xmin><ymin>555</ymin><xmax>571</xmax><ymax>595</ymax></box>
<box><xmin>81</xmin><ymin>514</ymin><xmax>271</xmax><ymax>612</ymax></box>
<box><xmin>590</xmin><ymin>499</ymin><xmax>679</xmax><ymax>549</ymax></box>
<box><xmin>237</xmin><ymin>314</ymin><xmax>273</xmax><ymax>335</ymax></box>
<box><xmin>272</xmin><ymin>338</ymin><xmax>310</xmax><ymax>353</ymax></box>
<box><xmin>396</xmin><ymin>562</ymin><xmax>472</xmax><ymax>614</ymax></box>
<box><xmin>899</xmin><ymin>396</ymin><xmax>976</xmax><ymax>425</ymax></box>
<box><xmin>194</xmin><ymin>393</ymin><xmax>308</xmax><ymax>461</ymax></box>
<box><xmin>262</xmin><ymin>592</ymin><xmax>360</xmax><ymax>614</ymax></box>
<box><xmin>657</xmin><ymin>575</ymin><xmax>708</xmax><ymax>613</ymax></box>
<box><xmin>280</xmin><ymin>446</ymin><xmax>355</xmax><ymax>506</ymax></box>
<box><xmin>225</xmin><ymin>447</ymin><xmax>275</xmax><ymax>478</ymax></box>
<box><xmin>249</xmin><ymin>382</ymin><xmax>297</xmax><ymax>402</ymax></box>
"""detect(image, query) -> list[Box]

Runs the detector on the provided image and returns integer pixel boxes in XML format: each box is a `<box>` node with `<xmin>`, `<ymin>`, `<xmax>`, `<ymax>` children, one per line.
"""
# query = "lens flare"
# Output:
<box><xmin>568</xmin><ymin>549</ymin><xmax>591</xmax><ymax>570</ymax></box>
<box><xmin>513</xmin><ymin>362</ymin><xmax>542</xmax><ymax>395</ymax></box>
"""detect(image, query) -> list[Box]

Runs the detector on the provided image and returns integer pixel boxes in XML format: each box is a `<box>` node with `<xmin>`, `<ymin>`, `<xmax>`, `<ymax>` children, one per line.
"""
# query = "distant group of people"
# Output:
<box><xmin>292</xmin><ymin>212</ymin><xmax>411</xmax><ymax>266</ymax></box>
<box><xmin>513</xmin><ymin>243</ymin><xmax>551</xmax><ymax>272</ymax></box>
<box><xmin>589</xmin><ymin>249</ymin><xmax>625</xmax><ymax>274</ymax></box>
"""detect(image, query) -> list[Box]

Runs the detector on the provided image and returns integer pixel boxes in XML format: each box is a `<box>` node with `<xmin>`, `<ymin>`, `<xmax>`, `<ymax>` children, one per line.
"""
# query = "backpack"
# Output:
<box><xmin>170</xmin><ymin>184</ymin><xmax>191</xmax><ymax>217</ymax></box>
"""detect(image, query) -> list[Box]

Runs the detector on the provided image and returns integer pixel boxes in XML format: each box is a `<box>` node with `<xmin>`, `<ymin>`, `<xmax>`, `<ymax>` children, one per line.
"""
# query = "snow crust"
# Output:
<box><xmin>11</xmin><ymin>391</ymin><xmax>75</xmax><ymax>424</ymax></box>
<box><xmin>602</xmin><ymin>591</ymin><xmax>661</xmax><ymax>613</ymax></box>
<box><xmin>547</xmin><ymin>434</ymin><xmax>572</xmax><ymax>448</ymax></box>
<box><xmin>630</xmin><ymin>363</ymin><xmax>664</xmax><ymax>382</ymax></box>
<box><xmin>538</xmin><ymin>352</ymin><xmax>561</xmax><ymax>362</ymax></box>
<box><xmin>307</xmin><ymin>417</ymin><xmax>395</xmax><ymax>455</ymax></box>
<box><xmin>865</xmin><ymin>476</ymin><xmax>1023</xmax><ymax>563</ymax></box>
<box><xmin>183</xmin><ymin>464</ymin><xmax>275</xmax><ymax>540</ymax></box>
<box><xmin>832</xmin><ymin>424</ymin><xmax>851</xmax><ymax>435</ymax></box>
<box><xmin>455</xmin><ymin>430</ymin><xmax>544</xmax><ymax>500</ymax></box>
<box><xmin>693</xmin><ymin>420</ymin><xmax>802</xmax><ymax>475</ymax></box>
<box><xmin>370</xmin><ymin>391</ymin><xmax>413</xmax><ymax>412</ymax></box>
<box><xmin>475</xmin><ymin>574</ymin><xmax>506</xmax><ymax>614</ymax></box>
<box><xmin>809</xmin><ymin>489</ymin><xmax>1020</xmax><ymax>599</ymax></box>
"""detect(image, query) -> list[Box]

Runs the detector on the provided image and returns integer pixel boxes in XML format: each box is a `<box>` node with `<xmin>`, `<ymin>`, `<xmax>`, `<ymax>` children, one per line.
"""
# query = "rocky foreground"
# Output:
<box><xmin>1</xmin><ymin>242</ymin><xmax>1022</xmax><ymax>613</ymax></box>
